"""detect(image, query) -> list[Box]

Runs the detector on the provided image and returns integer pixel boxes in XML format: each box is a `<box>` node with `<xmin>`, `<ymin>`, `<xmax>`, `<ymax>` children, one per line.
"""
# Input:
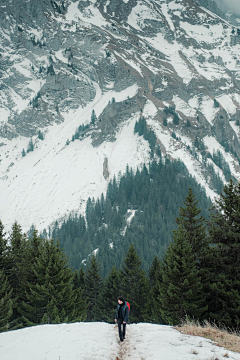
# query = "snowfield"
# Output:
<box><xmin>1</xmin><ymin>322</ymin><xmax>240</xmax><ymax>360</ymax></box>
<box><xmin>0</xmin><ymin>85</ymin><xmax>150</xmax><ymax>233</ymax></box>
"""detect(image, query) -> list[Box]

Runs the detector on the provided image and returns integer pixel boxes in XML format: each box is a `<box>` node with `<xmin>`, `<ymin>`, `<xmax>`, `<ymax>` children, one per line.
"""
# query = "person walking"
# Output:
<box><xmin>115</xmin><ymin>296</ymin><xmax>129</xmax><ymax>342</ymax></box>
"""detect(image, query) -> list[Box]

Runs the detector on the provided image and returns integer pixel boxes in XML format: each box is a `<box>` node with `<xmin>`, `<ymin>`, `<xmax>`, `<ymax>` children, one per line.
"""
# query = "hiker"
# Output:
<box><xmin>115</xmin><ymin>296</ymin><xmax>129</xmax><ymax>342</ymax></box>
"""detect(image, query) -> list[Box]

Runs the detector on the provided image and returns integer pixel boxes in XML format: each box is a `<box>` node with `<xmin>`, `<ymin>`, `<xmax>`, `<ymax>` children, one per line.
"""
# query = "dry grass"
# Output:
<box><xmin>175</xmin><ymin>320</ymin><xmax>240</xmax><ymax>354</ymax></box>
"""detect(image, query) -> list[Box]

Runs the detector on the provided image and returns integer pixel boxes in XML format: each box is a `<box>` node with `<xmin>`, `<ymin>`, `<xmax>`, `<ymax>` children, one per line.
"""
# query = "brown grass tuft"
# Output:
<box><xmin>175</xmin><ymin>320</ymin><xmax>240</xmax><ymax>354</ymax></box>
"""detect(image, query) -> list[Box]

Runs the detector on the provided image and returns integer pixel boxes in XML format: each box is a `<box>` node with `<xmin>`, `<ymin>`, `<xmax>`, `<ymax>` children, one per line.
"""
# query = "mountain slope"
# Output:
<box><xmin>1</xmin><ymin>0</ymin><xmax>240</xmax><ymax>231</ymax></box>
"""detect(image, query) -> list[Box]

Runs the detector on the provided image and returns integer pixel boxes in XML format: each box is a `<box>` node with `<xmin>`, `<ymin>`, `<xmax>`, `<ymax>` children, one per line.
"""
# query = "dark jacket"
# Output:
<box><xmin>115</xmin><ymin>301</ymin><xmax>129</xmax><ymax>323</ymax></box>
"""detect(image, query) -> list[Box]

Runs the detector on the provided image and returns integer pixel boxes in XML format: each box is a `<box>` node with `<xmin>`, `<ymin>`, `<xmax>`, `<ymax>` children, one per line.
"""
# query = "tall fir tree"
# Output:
<box><xmin>91</xmin><ymin>110</ymin><xmax>97</xmax><ymax>124</ymax></box>
<box><xmin>158</xmin><ymin>226</ymin><xmax>207</xmax><ymax>325</ymax></box>
<box><xmin>84</xmin><ymin>255</ymin><xmax>103</xmax><ymax>321</ymax></box>
<box><xmin>148</xmin><ymin>256</ymin><xmax>162</xmax><ymax>323</ymax></box>
<box><xmin>207</xmin><ymin>179</ymin><xmax>240</xmax><ymax>328</ymax></box>
<box><xmin>21</xmin><ymin>239</ymin><xmax>86</xmax><ymax>325</ymax></box>
<box><xmin>120</xmin><ymin>244</ymin><xmax>149</xmax><ymax>322</ymax></box>
<box><xmin>8</xmin><ymin>222</ymin><xmax>27</xmax><ymax>329</ymax></box>
<box><xmin>175</xmin><ymin>187</ymin><xmax>208</xmax><ymax>262</ymax></box>
<box><xmin>175</xmin><ymin>188</ymin><xmax>210</xmax><ymax>307</ymax></box>
<box><xmin>0</xmin><ymin>270</ymin><xmax>13</xmax><ymax>332</ymax></box>
<box><xmin>99</xmin><ymin>266</ymin><xmax>120</xmax><ymax>322</ymax></box>
<box><xmin>20</xmin><ymin>227</ymin><xmax>44</xmax><ymax>319</ymax></box>
<box><xmin>0</xmin><ymin>220</ymin><xmax>9</xmax><ymax>274</ymax></box>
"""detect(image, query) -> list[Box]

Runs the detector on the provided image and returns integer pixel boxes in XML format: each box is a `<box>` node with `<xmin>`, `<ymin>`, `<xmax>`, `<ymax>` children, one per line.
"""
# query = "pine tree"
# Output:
<box><xmin>27</xmin><ymin>138</ymin><xmax>34</xmax><ymax>153</ymax></box>
<box><xmin>72</xmin><ymin>267</ymin><xmax>88</xmax><ymax>318</ymax></box>
<box><xmin>175</xmin><ymin>189</ymin><xmax>210</xmax><ymax>323</ymax></box>
<box><xmin>0</xmin><ymin>270</ymin><xmax>13</xmax><ymax>332</ymax></box>
<box><xmin>207</xmin><ymin>179</ymin><xmax>240</xmax><ymax>328</ymax></box>
<box><xmin>21</xmin><ymin>239</ymin><xmax>86</xmax><ymax>325</ymax></box>
<box><xmin>175</xmin><ymin>188</ymin><xmax>208</xmax><ymax>263</ymax></box>
<box><xmin>158</xmin><ymin>226</ymin><xmax>207</xmax><ymax>325</ymax></box>
<box><xmin>100</xmin><ymin>266</ymin><xmax>119</xmax><ymax>322</ymax></box>
<box><xmin>148</xmin><ymin>256</ymin><xmax>162</xmax><ymax>323</ymax></box>
<box><xmin>84</xmin><ymin>255</ymin><xmax>103</xmax><ymax>321</ymax></box>
<box><xmin>8</xmin><ymin>222</ymin><xmax>27</xmax><ymax>329</ymax></box>
<box><xmin>0</xmin><ymin>220</ymin><xmax>8</xmax><ymax>273</ymax></box>
<box><xmin>91</xmin><ymin>110</ymin><xmax>97</xmax><ymax>125</ymax></box>
<box><xmin>120</xmin><ymin>244</ymin><xmax>149</xmax><ymax>322</ymax></box>
<box><xmin>15</xmin><ymin>228</ymin><xmax>45</xmax><ymax>328</ymax></box>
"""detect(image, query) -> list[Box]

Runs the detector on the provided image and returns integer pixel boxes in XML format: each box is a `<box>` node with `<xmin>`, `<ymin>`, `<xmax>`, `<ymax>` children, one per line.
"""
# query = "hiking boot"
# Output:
<box><xmin>120</xmin><ymin>338</ymin><xmax>123</xmax><ymax>342</ymax></box>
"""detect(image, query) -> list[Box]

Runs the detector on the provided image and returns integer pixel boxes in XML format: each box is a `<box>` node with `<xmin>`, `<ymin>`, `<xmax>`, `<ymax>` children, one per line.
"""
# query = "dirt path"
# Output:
<box><xmin>115</xmin><ymin>324</ymin><xmax>145</xmax><ymax>360</ymax></box>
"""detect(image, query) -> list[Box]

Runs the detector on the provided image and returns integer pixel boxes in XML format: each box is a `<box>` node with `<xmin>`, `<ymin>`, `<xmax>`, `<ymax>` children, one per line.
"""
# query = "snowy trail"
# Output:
<box><xmin>1</xmin><ymin>322</ymin><xmax>240</xmax><ymax>360</ymax></box>
<box><xmin>116</xmin><ymin>323</ymin><xmax>240</xmax><ymax>360</ymax></box>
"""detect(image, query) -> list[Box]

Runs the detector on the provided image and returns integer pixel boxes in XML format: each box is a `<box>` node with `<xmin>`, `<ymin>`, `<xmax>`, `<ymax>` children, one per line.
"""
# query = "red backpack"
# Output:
<box><xmin>126</xmin><ymin>301</ymin><xmax>130</xmax><ymax>312</ymax></box>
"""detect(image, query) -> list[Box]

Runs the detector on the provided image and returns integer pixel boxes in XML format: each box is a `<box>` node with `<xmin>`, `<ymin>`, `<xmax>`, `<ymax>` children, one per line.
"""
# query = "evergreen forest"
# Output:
<box><xmin>1</xmin><ymin>179</ymin><xmax>240</xmax><ymax>331</ymax></box>
<box><xmin>49</xmin><ymin>158</ymin><xmax>211</xmax><ymax>276</ymax></box>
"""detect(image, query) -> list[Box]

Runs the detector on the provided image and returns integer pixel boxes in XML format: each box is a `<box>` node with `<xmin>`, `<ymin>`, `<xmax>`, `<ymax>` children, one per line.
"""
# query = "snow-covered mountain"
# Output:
<box><xmin>1</xmin><ymin>322</ymin><xmax>240</xmax><ymax>360</ymax></box>
<box><xmin>1</xmin><ymin>0</ymin><xmax>240</xmax><ymax>231</ymax></box>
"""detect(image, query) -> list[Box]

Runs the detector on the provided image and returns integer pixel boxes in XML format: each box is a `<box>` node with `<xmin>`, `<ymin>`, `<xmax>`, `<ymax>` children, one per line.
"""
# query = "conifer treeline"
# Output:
<box><xmin>1</xmin><ymin>179</ymin><xmax>240</xmax><ymax>331</ymax></box>
<box><xmin>78</xmin><ymin>180</ymin><xmax>240</xmax><ymax>329</ymax></box>
<box><xmin>153</xmin><ymin>180</ymin><xmax>240</xmax><ymax>328</ymax></box>
<box><xmin>0</xmin><ymin>221</ymin><xmax>150</xmax><ymax>330</ymax></box>
<box><xmin>0</xmin><ymin>224</ymin><xmax>86</xmax><ymax>332</ymax></box>
<box><xmin>50</xmin><ymin>158</ymin><xmax>211</xmax><ymax>276</ymax></box>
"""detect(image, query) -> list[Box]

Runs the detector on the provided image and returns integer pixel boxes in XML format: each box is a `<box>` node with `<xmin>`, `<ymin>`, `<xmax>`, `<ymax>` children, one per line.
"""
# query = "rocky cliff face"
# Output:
<box><xmin>1</xmin><ymin>0</ymin><xmax>240</xmax><ymax>230</ymax></box>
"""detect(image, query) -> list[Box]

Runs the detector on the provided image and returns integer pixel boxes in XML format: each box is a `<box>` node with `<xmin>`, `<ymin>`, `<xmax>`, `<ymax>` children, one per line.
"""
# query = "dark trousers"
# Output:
<box><xmin>118</xmin><ymin>322</ymin><xmax>126</xmax><ymax>339</ymax></box>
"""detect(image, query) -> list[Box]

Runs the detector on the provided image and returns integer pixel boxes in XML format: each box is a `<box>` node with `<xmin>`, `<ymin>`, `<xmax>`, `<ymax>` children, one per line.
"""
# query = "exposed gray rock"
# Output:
<box><xmin>103</xmin><ymin>156</ymin><xmax>109</xmax><ymax>180</ymax></box>
<box><xmin>1</xmin><ymin>0</ymin><xmax>240</xmax><ymax>186</ymax></box>
<box><xmin>91</xmin><ymin>95</ymin><xmax>144</xmax><ymax>147</ymax></box>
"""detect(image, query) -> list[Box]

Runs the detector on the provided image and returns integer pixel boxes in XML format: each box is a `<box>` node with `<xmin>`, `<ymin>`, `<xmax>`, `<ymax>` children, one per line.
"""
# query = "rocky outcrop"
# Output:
<box><xmin>1</xmin><ymin>0</ymin><xmax>240</xmax><ymax>184</ymax></box>
<box><xmin>103</xmin><ymin>156</ymin><xmax>110</xmax><ymax>180</ymax></box>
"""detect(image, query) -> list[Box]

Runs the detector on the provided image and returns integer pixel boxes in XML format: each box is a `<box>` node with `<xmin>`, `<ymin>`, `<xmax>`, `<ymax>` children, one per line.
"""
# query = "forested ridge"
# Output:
<box><xmin>1</xmin><ymin>179</ymin><xmax>240</xmax><ymax>331</ymax></box>
<box><xmin>49</xmin><ymin>157</ymin><xmax>211</xmax><ymax>276</ymax></box>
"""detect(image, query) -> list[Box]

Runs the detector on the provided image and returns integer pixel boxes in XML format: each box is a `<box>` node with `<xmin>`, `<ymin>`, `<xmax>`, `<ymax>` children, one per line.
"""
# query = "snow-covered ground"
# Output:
<box><xmin>1</xmin><ymin>322</ymin><xmax>240</xmax><ymax>360</ymax></box>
